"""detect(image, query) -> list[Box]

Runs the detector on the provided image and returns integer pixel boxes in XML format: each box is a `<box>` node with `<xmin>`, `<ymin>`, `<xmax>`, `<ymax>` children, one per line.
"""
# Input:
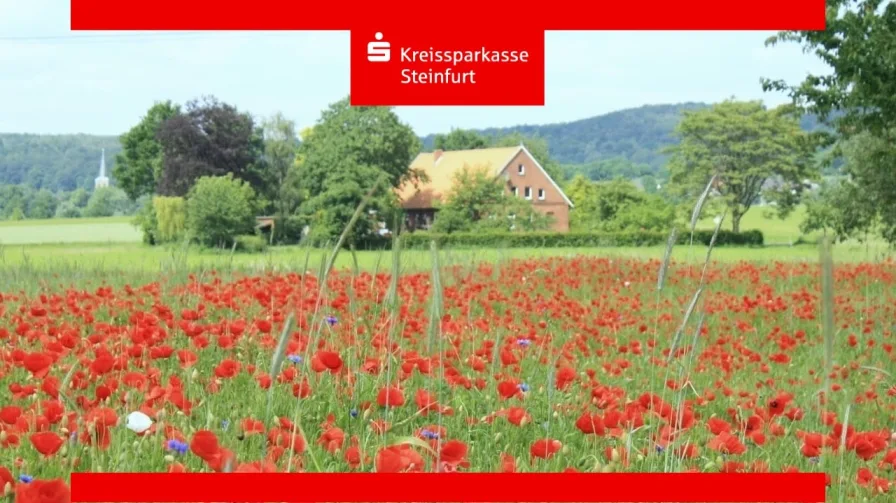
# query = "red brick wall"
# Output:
<box><xmin>502</xmin><ymin>150</ymin><xmax>571</xmax><ymax>232</ymax></box>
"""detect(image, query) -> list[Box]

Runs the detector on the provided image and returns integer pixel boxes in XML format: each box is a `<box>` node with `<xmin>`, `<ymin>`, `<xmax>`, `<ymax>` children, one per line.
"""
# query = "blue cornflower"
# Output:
<box><xmin>166</xmin><ymin>439</ymin><xmax>189</xmax><ymax>455</ymax></box>
<box><xmin>325</xmin><ymin>315</ymin><xmax>338</xmax><ymax>327</ymax></box>
<box><xmin>518</xmin><ymin>383</ymin><xmax>530</xmax><ymax>393</ymax></box>
<box><xmin>287</xmin><ymin>354</ymin><xmax>303</xmax><ymax>365</ymax></box>
<box><xmin>350</xmin><ymin>408</ymin><xmax>359</xmax><ymax>418</ymax></box>
<box><xmin>421</xmin><ymin>429</ymin><xmax>440</xmax><ymax>440</ymax></box>
<box><xmin>516</xmin><ymin>338</ymin><xmax>531</xmax><ymax>347</ymax></box>
<box><xmin>809</xmin><ymin>457</ymin><xmax>819</xmax><ymax>464</ymax></box>
<box><xmin>221</xmin><ymin>419</ymin><xmax>231</xmax><ymax>431</ymax></box>
<box><xmin>655</xmin><ymin>445</ymin><xmax>665</xmax><ymax>453</ymax></box>
<box><xmin>19</xmin><ymin>474</ymin><xmax>33</xmax><ymax>484</ymax></box>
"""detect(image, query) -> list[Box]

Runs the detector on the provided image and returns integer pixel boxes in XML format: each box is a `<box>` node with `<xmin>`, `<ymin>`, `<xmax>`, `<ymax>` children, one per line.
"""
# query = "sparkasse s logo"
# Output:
<box><xmin>367</xmin><ymin>32</ymin><xmax>390</xmax><ymax>62</ymax></box>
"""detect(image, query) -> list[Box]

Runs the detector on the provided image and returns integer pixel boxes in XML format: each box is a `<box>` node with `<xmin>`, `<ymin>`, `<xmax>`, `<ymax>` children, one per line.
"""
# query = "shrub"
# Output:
<box><xmin>271</xmin><ymin>215</ymin><xmax>307</xmax><ymax>245</ymax></box>
<box><xmin>186</xmin><ymin>174</ymin><xmax>257</xmax><ymax>248</ymax></box>
<box><xmin>153</xmin><ymin>196</ymin><xmax>187</xmax><ymax>243</ymax></box>
<box><xmin>357</xmin><ymin>229</ymin><xmax>765</xmax><ymax>250</ymax></box>
<box><xmin>233</xmin><ymin>234</ymin><xmax>268</xmax><ymax>253</ymax></box>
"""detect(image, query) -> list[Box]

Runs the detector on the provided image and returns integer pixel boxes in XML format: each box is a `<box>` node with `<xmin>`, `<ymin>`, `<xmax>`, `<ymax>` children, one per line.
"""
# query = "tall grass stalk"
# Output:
<box><xmin>821</xmin><ymin>236</ymin><xmax>835</xmax><ymax>398</ymax></box>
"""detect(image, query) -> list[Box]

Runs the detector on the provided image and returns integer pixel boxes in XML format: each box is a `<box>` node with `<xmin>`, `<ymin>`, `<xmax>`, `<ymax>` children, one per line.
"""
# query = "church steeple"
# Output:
<box><xmin>94</xmin><ymin>148</ymin><xmax>110</xmax><ymax>189</ymax></box>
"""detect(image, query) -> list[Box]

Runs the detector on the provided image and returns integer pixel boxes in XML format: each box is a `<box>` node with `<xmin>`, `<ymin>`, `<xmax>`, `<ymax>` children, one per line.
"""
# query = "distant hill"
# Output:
<box><xmin>421</xmin><ymin>103</ymin><xmax>712</xmax><ymax>168</ymax></box>
<box><xmin>0</xmin><ymin>133</ymin><xmax>121</xmax><ymax>192</ymax></box>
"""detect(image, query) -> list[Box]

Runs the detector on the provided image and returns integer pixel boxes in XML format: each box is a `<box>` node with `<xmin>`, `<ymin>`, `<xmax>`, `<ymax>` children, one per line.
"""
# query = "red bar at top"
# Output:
<box><xmin>70</xmin><ymin>0</ymin><xmax>827</xmax><ymax>31</ymax></box>
<box><xmin>70</xmin><ymin>472</ymin><xmax>828</xmax><ymax>502</ymax></box>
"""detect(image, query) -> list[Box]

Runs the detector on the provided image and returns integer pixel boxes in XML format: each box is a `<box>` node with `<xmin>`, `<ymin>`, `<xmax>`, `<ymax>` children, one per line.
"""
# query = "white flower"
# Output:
<box><xmin>125</xmin><ymin>411</ymin><xmax>153</xmax><ymax>434</ymax></box>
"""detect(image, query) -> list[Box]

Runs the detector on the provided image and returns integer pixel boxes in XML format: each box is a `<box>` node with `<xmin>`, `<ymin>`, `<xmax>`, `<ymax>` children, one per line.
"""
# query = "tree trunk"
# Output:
<box><xmin>731</xmin><ymin>212</ymin><xmax>742</xmax><ymax>233</ymax></box>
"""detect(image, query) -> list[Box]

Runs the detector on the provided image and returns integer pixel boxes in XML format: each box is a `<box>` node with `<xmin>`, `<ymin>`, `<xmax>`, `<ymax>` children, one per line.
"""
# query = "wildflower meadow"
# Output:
<box><xmin>2</xmin><ymin>230</ymin><xmax>895</xmax><ymax>503</ymax></box>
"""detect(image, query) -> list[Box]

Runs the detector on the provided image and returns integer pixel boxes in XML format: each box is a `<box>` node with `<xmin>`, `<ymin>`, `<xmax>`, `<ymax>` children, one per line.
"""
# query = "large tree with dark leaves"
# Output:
<box><xmin>762</xmin><ymin>1</ymin><xmax>896</xmax><ymax>242</ymax></box>
<box><xmin>156</xmin><ymin>96</ymin><xmax>265</xmax><ymax>197</ymax></box>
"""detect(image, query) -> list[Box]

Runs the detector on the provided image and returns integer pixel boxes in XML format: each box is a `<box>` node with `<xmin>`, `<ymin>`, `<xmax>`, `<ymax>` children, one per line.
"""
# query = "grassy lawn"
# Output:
<box><xmin>0</xmin><ymin>215</ymin><xmax>141</xmax><ymax>244</ymax></box>
<box><xmin>0</xmin><ymin>212</ymin><xmax>891</xmax><ymax>285</ymax></box>
<box><xmin>2</xmin><ymin>240</ymin><xmax>891</xmax><ymax>280</ymax></box>
<box><xmin>695</xmin><ymin>205</ymin><xmax>816</xmax><ymax>244</ymax></box>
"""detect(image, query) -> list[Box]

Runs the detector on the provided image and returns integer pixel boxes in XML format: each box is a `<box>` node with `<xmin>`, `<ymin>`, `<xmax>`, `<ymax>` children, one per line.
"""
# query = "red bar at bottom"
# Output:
<box><xmin>71</xmin><ymin>472</ymin><xmax>827</xmax><ymax>502</ymax></box>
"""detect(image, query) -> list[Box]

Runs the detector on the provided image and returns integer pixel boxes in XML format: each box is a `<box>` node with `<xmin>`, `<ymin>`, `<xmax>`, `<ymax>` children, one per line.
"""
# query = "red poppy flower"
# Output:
<box><xmin>30</xmin><ymin>432</ymin><xmax>64</xmax><ymax>457</ymax></box>
<box><xmin>15</xmin><ymin>478</ymin><xmax>70</xmax><ymax>503</ymax></box>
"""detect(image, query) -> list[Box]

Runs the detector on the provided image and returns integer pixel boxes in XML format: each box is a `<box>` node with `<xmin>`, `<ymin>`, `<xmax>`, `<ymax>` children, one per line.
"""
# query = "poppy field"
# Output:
<box><xmin>1</xmin><ymin>247</ymin><xmax>896</xmax><ymax>502</ymax></box>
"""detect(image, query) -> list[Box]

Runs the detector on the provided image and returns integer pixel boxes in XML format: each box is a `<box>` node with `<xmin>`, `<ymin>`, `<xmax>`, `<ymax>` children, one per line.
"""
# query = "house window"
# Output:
<box><xmin>511</xmin><ymin>186</ymin><xmax>518</xmax><ymax>197</ymax></box>
<box><xmin>538</xmin><ymin>188</ymin><xmax>545</xmax><ymax>200</ymax></box>
<box><xmin>517</xmin><ymin>164</ymin><xmax>525</xmax><ymax>175</ymax></box>
<box><xmin>524</xmin><ymin>187</ymin><xmax>532</xmax><ymax>199</ymax></box>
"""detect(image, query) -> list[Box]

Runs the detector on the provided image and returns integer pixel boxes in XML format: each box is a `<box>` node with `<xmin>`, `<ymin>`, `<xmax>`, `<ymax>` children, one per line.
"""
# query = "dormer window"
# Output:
<box><xmin>517</xmin><ymin>164</ymin><xmax>525</xmax><ymax>175</ymax></box>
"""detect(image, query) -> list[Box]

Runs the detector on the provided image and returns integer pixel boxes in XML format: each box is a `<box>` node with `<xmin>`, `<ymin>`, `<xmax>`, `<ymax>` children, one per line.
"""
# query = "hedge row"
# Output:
<box><xmin>355</xmin><ymin>229</ymin><xmax>764</xmax><ymax>250</ymax></box>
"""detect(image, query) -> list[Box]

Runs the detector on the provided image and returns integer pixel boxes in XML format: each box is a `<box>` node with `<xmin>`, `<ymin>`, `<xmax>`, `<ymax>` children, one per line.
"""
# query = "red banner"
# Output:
<box><xmin>70</xmin><ymin>0</ymin><xmax>826</xmax><ymax>31</ymax></box>
<box><xmin>350</xmin><ymin>28</ymin><xmax>544</xmax><ymax>106</ymax></box>
<box><xmin>70</xmin><ymin>472</ymin><xmax>827</xmax><ymax>502</ymax></box>
<box><xmin>68</xmin><ymin>0</ymin><xmax>827</xmax><ymax>118</ymax></box>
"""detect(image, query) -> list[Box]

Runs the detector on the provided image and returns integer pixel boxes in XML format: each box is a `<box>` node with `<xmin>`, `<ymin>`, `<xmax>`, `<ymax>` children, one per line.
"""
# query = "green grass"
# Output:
<box><xmin>1</xmin><ymin>241</ymin><xmax>892</xmax><ymax>282</ymax></box>
<box><xmin>695</xmin><ymin>205</ymin><xmax>815</xmax><ymax>244</ymax></box>
<box><xmin>0</xmin><ymin>216</ymin><xmax>134</xmax><ymax>227</ymax></box>
<box><xmin>0</xmin><ymin>216</ymin><xmax>141</xmax><ymax>245</ymax></box>
<box><xmin>0</xmin><ymin>211</ymin><xmax>891</xmax><ymax>279</ymax></box>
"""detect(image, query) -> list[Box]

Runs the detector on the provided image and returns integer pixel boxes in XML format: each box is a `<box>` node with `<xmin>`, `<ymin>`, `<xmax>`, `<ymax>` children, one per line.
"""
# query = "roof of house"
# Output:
<box><xmin>397</xmin><ymin>145</ymin><xmax>574</xmax><ymax>209</ymax></box>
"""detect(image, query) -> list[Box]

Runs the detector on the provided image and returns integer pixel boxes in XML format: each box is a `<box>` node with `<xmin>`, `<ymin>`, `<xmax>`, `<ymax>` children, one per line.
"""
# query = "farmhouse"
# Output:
<box><xmin>397</xmin><ymin>145</ymin><xmax>574</xmax><ymax>232</ymax></box>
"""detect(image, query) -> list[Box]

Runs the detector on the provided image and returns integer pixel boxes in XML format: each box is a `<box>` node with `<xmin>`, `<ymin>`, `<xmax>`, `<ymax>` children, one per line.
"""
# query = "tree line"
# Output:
<box><xmin>0</xmin><ymin>185</ymin><xmax>138</xmax><ymax>221</ymax></box>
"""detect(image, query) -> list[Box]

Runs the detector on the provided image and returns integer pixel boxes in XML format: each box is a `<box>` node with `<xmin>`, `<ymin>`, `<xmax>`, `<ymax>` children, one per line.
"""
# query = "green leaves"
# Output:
<box><xmin>765</xmin><ymin>1</ymin><xmax>896</xmax><ymax>243</ymax></box>
<box><xmin>185</xmin><ymin>174</ymin><xmax>257</xmax><ymax>248</ymax></box>
<box><xmin>114</xmin><ymin>101</ymin><xmax>180</xmax><ymax>201</ymax></box>
<box><xmin>666</xmin><ymin>100</ymin><xmax>816</xmax><ymax>232</ymax></box>
<box><xmin>298</xmin><ymin>97</ymin><xmax>420</xmax><ymax>244</ymax></box>
<box><xmin>432</xmin><ymin>165</ymin><xmax>551</xmax><ymax>234</ymax></box>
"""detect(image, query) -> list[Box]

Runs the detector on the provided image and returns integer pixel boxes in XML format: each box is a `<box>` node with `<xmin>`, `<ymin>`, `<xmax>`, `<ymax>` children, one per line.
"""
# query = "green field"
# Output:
<box><xmin>695</xmin><ymin>205</ymin><xmax>819</xmax><ymax>244</ymax></box>
<box><xmin>0</xmin><ymin>212</ymin><xmax>892</xmax><ymax>285</ymax></box>
<box><xmin>0</xmin><ymin>215</ymin><xmax>141</xmax><ymax>244</ymax></box>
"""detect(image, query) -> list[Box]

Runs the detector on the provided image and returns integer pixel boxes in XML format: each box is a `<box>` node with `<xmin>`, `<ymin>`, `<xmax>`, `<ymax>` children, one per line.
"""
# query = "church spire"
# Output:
<box><xmin>94</xmin><ymin>148</ymin><xmax>110</xmax><ymax>189</ymax></box>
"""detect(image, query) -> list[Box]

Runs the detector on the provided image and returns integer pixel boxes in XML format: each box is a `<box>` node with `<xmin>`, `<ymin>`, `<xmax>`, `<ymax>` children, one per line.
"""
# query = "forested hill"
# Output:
<box><xmin>0</xmin><ymin>133</ymin><xmax>121</xmax><ymax>191</ymax></box>
<box><xmin>421</xmin><ymin>102</ymin><xmax>711</xmax><ymax>168</ymax></box>
<box><xmin>1</xmin><ymin>103</ymin><xmax>836</xmax><ymax>192</ymax></box>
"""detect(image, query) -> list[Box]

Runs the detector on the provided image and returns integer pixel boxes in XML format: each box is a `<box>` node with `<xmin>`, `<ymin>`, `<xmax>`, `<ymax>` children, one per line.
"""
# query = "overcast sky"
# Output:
<box><xmin>0</xmin><ymin>0</ymin><xmax>829</xmax><ymax>136</ymax></box>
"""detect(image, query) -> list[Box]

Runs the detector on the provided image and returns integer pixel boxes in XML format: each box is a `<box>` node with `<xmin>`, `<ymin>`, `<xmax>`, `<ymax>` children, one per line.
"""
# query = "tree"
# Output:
<box><xmin>54</xmin><ymin>201</ymin><xmax>81</xmax><ymax>218</ymax></box>
<box><xmin>565</xmin><ymin>176</ymin><xmax>675</xmax><ymax>232</ymax></box>
<box><xmin>433</xmin><ymin>128</ymin><xmax>489</xmax><ymax>150</ymax></box>
<box><xmin>763</xmin><ymin>1</ymin><xmax>896</xmax><ymax>243</ymax></box>
<box><xmin>432</xmin><ymin>165</ymin><xmax>550</xmax><ymax>233</ymax></box>
<box><xmin>801</xmin><ymin>179</ymin><xmax>876</xmax><ymax>243</ymax></box>
<box><xmin>491</xmin><ymin>132</ymin><xmax>565</xmax><ymax>183</ymax></box>
<box><xmin>152</xmin><ymin>196</ymin><xmax>187</xmax><ymax>243</ymax></box>
<box><xmin>114</xmin><ymin>101</ymin><xmax>180</xmax><ymax>200</ymax></box>
<box><xmin>69</xmin><ymin>188</ymin><xmax>90</xmax><ymax>208</ymax></box>
<box><xmin>28</xmin><ymin>189</ymin><xmax>58</xmax><ymax>219</ymax></box>
<box><xmin>84</xmin><ymin>187</ymin><xmax>133</xmax><ymax>217</ymax></box>
<box><xmin>186</xmin><ymin>174</ymin><xmax>257</xmax><ymax>247</ymax></box>
<box><xmin>299</xmin><ymin>97</ymin><xmax>420</xmax><ymax>244</ymax></box>
<box><xmin>156</xmin><ymin>96</ymin><xmax>265</xmax><ymax>197</ymax></box>
<box><xmin>261</xmin><ymin>113</ymin><xmax>302</xmax><ymax>221</ymax></box>
<box><xmin>0</xmin><ymin>185</ymin><xmax>28</xmax><ymax>220</ymax></box>
<box><xmin>666</xmin><ymin>100</ymin><xmax>815</xmax><ymax>232</ymax></box>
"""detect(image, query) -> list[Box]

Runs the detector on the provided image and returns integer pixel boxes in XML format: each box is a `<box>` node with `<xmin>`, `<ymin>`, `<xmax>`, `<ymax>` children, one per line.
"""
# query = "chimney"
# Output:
<box><xmin>433</xmin><ymin>149</ymin><xmax>443</xmax><ymax>163</ymax></box>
